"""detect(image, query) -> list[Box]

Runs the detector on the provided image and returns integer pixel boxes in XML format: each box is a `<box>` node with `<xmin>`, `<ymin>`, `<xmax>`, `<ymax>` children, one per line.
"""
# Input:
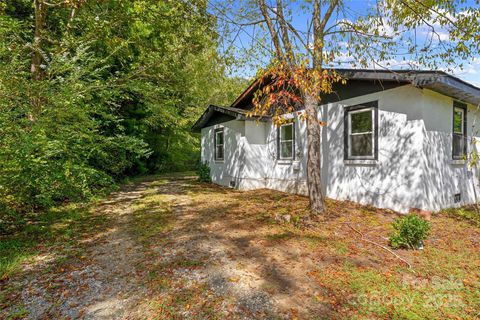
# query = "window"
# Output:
<box><xmin>452</xmin><ymin>102</ymin><xmax>467</xmax><ymax>159</ymax></box>
<box><xmin>214</xmin><ymin>128</ymin><xmax>224</xmax><ymax>161</ymax></box>
<box><xmin>344</xmin><ymin>101</ymin><xmax>378</xmax><ymax>160</ymax></box>
<box><xmin>278</xmin><ymin>122</ymin><xmax>294</xmax><ymax>160</ymax></box>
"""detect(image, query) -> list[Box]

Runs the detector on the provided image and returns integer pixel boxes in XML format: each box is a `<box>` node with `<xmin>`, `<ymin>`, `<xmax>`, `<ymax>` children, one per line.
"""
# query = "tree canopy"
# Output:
<box><xmin>0</xmin><ymin>0</ymin><xmax>246</xmax><ymax>232</ymax></box>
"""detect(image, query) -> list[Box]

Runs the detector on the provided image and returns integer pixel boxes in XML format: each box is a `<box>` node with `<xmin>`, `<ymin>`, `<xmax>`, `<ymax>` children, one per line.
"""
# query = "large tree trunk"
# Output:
<box><xmin>304</xmin><ymin>92</ymin><xmax>325</xmax><ymax>213</ymax></box>
<box><xmin>256</xmin><ymin>0</ymin><xmax>336</xmax><ymax>214</ymax></box>
<box><xmin>305</xmin><ymin>0</ymin><xmax>337</xmax><ymax>214</ymax></box>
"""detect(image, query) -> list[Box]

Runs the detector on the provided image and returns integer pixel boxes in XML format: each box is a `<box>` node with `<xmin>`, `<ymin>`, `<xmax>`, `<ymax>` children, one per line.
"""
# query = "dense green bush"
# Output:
<box><xmin>389</xmin><ymin>214</ymin><xmax>431</xmax><ymax>249</ymax></box>
<box><xmin>0</xmin><ymin>0</ymin><xmax>246</xmax><ymax>233</ymax></box>
<box><xmin>197</xmin><ymin>162</ymin><xmax>212</xmax><ymax>183</ymax></box>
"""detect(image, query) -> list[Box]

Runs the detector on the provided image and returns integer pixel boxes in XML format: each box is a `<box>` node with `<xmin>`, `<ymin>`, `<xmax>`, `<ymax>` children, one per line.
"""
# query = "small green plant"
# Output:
<box><xmin>197</xmin><ymin>162</ymin><xmax>211</xmax><ymax>183</ymax></box>
<box><xmin>442</xmin><ymin>206</ymin><xmax>480</xmax><ymax>227</ymax></box>
<box><xmin>290</xmin><ymin>214</ymin><xmax>304</xmax><ymax>228</ymax></box>
<box><xmin>389</xmin><ymin>214</ymin><xmax>431</xmax><ymax>249</ymax></box>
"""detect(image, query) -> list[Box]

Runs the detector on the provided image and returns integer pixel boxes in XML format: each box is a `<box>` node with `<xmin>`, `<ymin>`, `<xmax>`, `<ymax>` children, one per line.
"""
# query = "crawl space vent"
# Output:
<box><xmin>454</xmin><ymin>193</ymin><xmax>461</xmax><ymax>203</ymax></box>
<box><xmin>229</xmin><ymin>180</ymin><xmax>236</xmax><ymax>188</ymax></box>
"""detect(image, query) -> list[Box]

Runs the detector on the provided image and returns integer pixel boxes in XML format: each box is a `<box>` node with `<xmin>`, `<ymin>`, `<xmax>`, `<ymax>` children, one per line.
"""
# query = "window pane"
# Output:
<box><xmin>280</xmin><ymin>141</ymin><xmax>293</xmax><ymax>158</ymax></box>
<box><xmin>280</xmin><ymin>124</ymin><xmax>293</xmax><ymax>140</ymax></box>
<box><xmin>351</xmin><ymin>110</ymin><xmax>372</xmax><ymax>134</ymax></box>
<box><xmin>350</xmin><ymin>133</ymin><xmax>373</xmax><ymax>157</ymax></box>
<box><xmin>453</xmin><ymin>108</ymin><xmax>464</xmax><ymax>134</ymax></box>
<box><xmin>216</xmin><ymin>131</ymin><xmax>224</xmax><ymax>145</ymax></box>
<box><xmin>453</xmin><ymin>134</ymin><xmax>464</xmax><ymax>158</ymax></box>
<box><xmin>215</xmin><ymin>146</ymin><xmax>224</xmax><ymax>159</ymax></box>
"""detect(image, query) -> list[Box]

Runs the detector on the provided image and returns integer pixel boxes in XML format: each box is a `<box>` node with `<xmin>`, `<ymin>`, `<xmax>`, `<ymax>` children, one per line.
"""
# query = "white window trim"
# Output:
<box><xmin>450</xmin><ymin>159</ymin><xmax>466</xmax><ymax>165</ymax></box>
<box><xmin>347</xmin><ymin>107</ymin><xmax>375</xmax><ymax>160</ymax></box>
<box><xmin>279</xmin><ymin>123</ymin><xmax>294</xmax><ymax>160</ymax></box>
<box><xmin>214</xmin><ymin>128</ymin><xmax>224</xmax><ymax>161</ymax></box>
<box><xmin>344</xmin><ymin>159</ymin><xmax>378</xmax><ymax>165</ymax></box>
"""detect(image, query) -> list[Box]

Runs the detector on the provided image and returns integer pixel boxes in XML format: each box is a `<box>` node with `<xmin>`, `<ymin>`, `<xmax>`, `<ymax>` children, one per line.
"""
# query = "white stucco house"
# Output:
<box><xmin>192</xmin><ymin>69</ymin><xmax>480</xmax><ymax>213</ymax></box>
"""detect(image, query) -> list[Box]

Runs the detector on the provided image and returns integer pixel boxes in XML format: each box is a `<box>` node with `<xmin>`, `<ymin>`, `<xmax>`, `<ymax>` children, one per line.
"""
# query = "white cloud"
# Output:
<box><xmin>327</xmin><ymin>50</ymin><xmax>421</xmax><ymax>70</ymax></box>
<box><xmin>336</xmin><ymin>17</ymin><xmax>403</xmax><ymax>40</ymax></box>
<box><xmin>447</xmin><ymin>58</ymin><xmax>480</xmax><ymax>87</ymax></box>
<box><xmin>417</xmin><ymin>8</ymin><xmax>479</xmax><ymax>43</ymax></box>
<box><xmin>448</xmin><ymin>57</ymin><xmax>480</xmax><ymax>75</ymax></box>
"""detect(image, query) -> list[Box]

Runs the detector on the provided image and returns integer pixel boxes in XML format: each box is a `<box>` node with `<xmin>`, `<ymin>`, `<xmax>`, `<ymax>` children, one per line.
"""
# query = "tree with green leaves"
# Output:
<box><xmin>0</xmin><ymin>0</ymin><xmax>245</xmax><ymax>232</ymax></box>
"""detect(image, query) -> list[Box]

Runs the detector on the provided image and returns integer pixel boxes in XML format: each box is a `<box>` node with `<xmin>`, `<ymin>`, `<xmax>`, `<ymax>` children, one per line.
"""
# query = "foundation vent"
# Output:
<box><xmin>454</xmin><ymin>193</ymin><xmax>461</xmax><ymax>203</ymax></box>
<box><xmin>229</xmin><ymin>180</ymin><xmax>236</xmax><ymax>188</ymax></box>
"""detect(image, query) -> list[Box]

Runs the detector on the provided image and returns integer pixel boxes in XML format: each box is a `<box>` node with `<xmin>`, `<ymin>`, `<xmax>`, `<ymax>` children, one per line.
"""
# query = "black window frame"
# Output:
<box><xmin>214</xmin><ymin>127</ymin><xmax>225</xmax><ymax>161</ymax></box>
<box><xmin>344</xmin><ymin>100</ymin><xmax>378</xmax><ymax>160</ymax></box>
<box><xmin>277</xmin><ymin>122</ymin><xmax>295</xmax><ymax>160</ymax></box>
<box><xmin>452</xmin><ymin>101</ymin><xmax>467</xmax><ymax>160</ymax></box>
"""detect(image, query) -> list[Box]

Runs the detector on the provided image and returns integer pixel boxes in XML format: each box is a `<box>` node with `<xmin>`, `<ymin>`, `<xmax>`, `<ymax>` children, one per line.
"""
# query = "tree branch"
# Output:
<box><xmin>313</xmin><ymin>0</ymin><xmax>322</xmax><ymax>68</ymax></box>
<box><xmin>325</xmin><ymin>20</ymin><xmax>394</xmax><ymax>39</ymax></box>
<box><xmin>266</xmin><ymin>6</ymin><xmax>313</xmax><ymax>56</ymax></box>
<box><xmin>312</xmin><ymin>0</ymin><xmax>340</xmax><ymax>68</ymax></box>
<box><xmin>345</xmin><ymin>223</ymin><xmax>413</xmax><ymax>269</ymax></box>
<box><xmin>258</xmin><ymin>0</ymin><xmax>285</xmax><ymax>62</ymax></box>
<box><xmin>319</xmin><ymin>0</ymin><xmax>339</xmax><ymax>32</ymax></box>
<box><xmin>42</xmin><ymin>0</ymin><xmax>68</xmax><ymax>7</ymax></box>
<box><xmin>275</xmin><ymin>0</ymin><xmax>295</xmax><ymax>64</ymax></box>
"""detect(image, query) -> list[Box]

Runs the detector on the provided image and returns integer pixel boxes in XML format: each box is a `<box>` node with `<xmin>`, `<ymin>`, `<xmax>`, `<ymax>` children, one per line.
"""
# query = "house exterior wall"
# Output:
<box><xmin>323</xmin><ymin>85</ymin><xmax>480</xmax><ymax>212</ymax></box>
<box><xmin>201</xmin><ymin>119</ymin><xmax>246</xmax><ymax>188</ymax></box>
<box><xmin>201</xmin><ymin>85</ymin><xmax>480</xmax><ymax>213</ymax></box>
<box><xmin>419</xmin><ymin>89</ymin><xmax>479</xmax><ymax>211</ymax></box>
<box><xmin>320</xmin><ymin>85</ymin><xmax>425</xmax><ymax>212</ymax></box>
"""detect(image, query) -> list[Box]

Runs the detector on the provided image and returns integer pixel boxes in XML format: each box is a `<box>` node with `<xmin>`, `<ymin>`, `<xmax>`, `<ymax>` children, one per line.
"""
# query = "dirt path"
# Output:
<box><xmin>154</xmin><ymin>180</ymin><xmax>328</xmax><ymax>319</ymax></box>
<box><xmin>3</xmin><ymin>174</ymin><xmax>480</xmax><ymax>319</ymax></box>
<box><xmin>3</xmin><ymin>175</ymin><xmax>328</xmax><ymax>319</ymax></box>
<box><xmin>18</xmin><ymin>184</ymin><xmax>152</xmax><ymax>319</ymax></box>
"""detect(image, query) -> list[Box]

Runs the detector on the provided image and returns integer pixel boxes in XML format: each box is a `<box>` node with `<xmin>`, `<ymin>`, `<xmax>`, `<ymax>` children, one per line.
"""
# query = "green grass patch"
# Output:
<box><xmin>315</xmin><ymin>262</ymin><xmax>480</xmax><ymax>319</ymax></box>
<box><xmin>129</xmin><ymin>192</ymin><xmax>175</xmax><ymax>244</ymax></box>
<box><xmin>126</xmin><ymin>172</ymin><xmax>197</xmax><ymax>185</ymax></box>
<box><xmin>4</xmin><ymin>305</ymin><xmax>28</xmax><ymax>320</ymax></box>
<box><xmin>174</xmin><ymin>258</ymin><xmax>204</xmax><ymax>268</ymax></box>
<box><xmin>302</xmin><ymin>234</ymin><xmax>327</xmax><ymax>250</ymax></box>
<box><xmin>0</xmin><ymin>203</ymin><xmax>105</xmax><ymax>279</ymax></box>
<box><xmin>441</xmin><ymin>206</ymin><xmax>480</xmax><ymax>227</ymax></box>
<box><xmin>332</xmin><ymin>242</ymin><xmax>349</xmax><ymax>255</ymax></box>
<box><xmin>266</xmin><ymin>231</ymin><xmax>294</xmax><ymax>241</ymax></box>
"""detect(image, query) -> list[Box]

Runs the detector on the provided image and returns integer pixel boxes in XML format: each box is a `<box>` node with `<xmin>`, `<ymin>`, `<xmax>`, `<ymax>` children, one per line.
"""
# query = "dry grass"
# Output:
<box><xmin>1</xmin><ymin>174</ymin><xmax>479</xmax><ymax>319</ymax></box>
<box><xmin>178</xmin><ymin>181</ymin><xmax>480</xmax><ymax>319</ymax></box>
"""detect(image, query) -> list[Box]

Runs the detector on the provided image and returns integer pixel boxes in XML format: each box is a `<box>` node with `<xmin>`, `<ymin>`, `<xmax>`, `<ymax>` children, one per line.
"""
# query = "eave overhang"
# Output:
<box><xmin>411</xmin><ymin>73</ymin><xmax>480</xmax><ymax>106</ymax></box>
<box><xmin>191</xmin><ymin>105</ymin><xmax>270</xmax><ymax>132</ymax></box>
<box><xmin>331</xmin><ymin>69</ymin><xmax>480</xmax><ymax>106</ymax></box>
<box><xmin>193</xmin><ymin>69</ymin><xmax>480</xmax><ymax>133</ymax></box>
<box><xmin>231</xmin><ymin>69</ymin><xmax>480</xmax><ymax>109</ymax></box>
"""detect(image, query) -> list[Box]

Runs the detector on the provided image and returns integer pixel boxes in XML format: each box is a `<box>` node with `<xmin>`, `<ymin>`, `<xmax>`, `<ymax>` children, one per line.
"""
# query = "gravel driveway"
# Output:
<box><xmin>3</xmin><ymin>175</ymin><xmax>329</xmax><ymax>319</ymax></box>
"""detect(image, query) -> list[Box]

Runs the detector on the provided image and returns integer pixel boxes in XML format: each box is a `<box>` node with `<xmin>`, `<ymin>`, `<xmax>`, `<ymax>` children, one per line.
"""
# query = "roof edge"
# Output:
<box><xmin>191</xmin><ymin>105</ymin><xmax>270</xmax><ymax>132</ymax></box>
<box><xmin>230</xmin><ymin>69</ymin><xmax>480</xmax><ymax>109</ymax></box>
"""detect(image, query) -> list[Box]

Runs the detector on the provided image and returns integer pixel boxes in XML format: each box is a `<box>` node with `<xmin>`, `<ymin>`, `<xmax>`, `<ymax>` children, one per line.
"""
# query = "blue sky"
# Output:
<box><xmin>210</xmin><ymin>0</ymin><xmax>480</xmax><ymax>87</ymax></box>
